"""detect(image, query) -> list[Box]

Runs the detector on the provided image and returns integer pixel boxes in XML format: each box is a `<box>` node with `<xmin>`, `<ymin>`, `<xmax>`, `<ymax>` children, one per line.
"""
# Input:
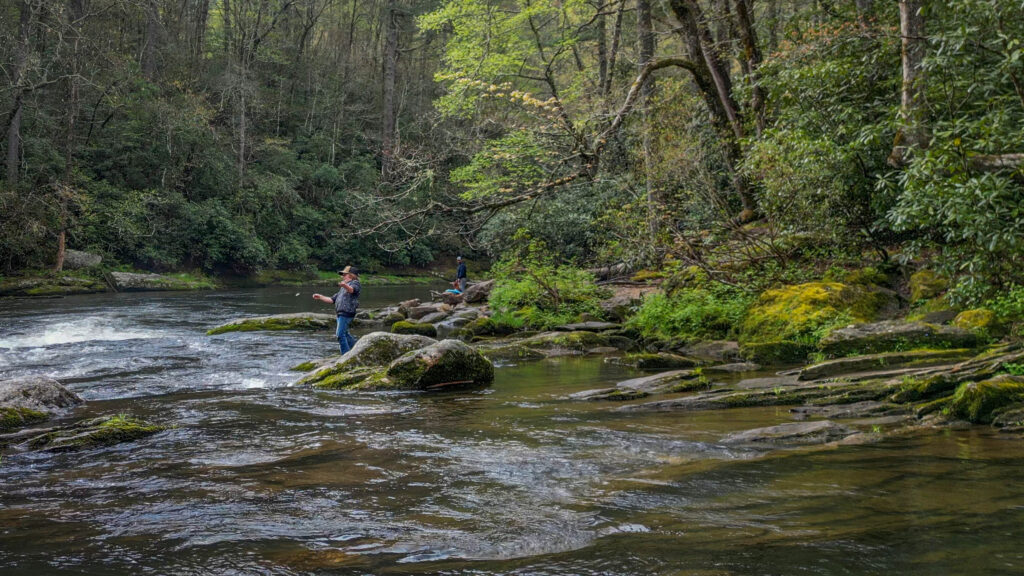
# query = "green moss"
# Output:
<box><xmin>889</xmin><ymin>374</ymin><xmax>958</xmax><ymax>403</ymax></box>
<box><xmin>909</xmin><ymin>270</ymin><xmax>948</xmax><ymax>302</ymax></box>
<box><xmin>385</xmin><ymin>342</ymin><xmax>495</xmax><ymax>390</ymax></box>
<box><xmin>952</xmin><ymin>309</ymin><xmax>1004</xmax><ymax>340</ymax></box>
<box><xmin>740</xmin><ymin>281</ymin><xmax>895</xmax><ymax>346</ymax></box>
<box><xmin>523</xmin><ymin>331</ymin><xmax>612</xmax><ymax>351</ymax></box>
<box><xmin>208</xmin><ymin>314</ymin><xmax>333</xmax><ymax>335</ymax></box>
<box><xmin>27</xmin><ymin>415</ymin><xmax>165</xmax><ymax>452</ymax></box>
<box><xmin>946</xmin><ymin>375</ymin><xmax>1024</xmax><ymax>423</ymax></box>
<box><xmin>843</xmin><ymin>267</ymin><xmax>890</xmax><ymax>286</ymax></box>
<box><xmin>310</xmin><ymin>367</ymin><xmax>376</xmax><ymax>390</ymax></box>
<box><xmin>0</xmin><ymin>406</ymin><xmax>48</xmax><ymax>432</ymax></box>
<box><xmin>740</xmin><ymin>340</ymin><xmax>814</xmax><ymax>364</ymax></box>
<box><xmin>479</xmin><ymin>344</ymin><xmax>548</xmax><ymax>361</ymax></box>
<box><xmin>290</xmin><ymin>361</ymin><xmax>318</xmax><ymax>372</ymax></box>
<box><xmin>610</xmin><ymin>353</ymin><xmax>698</xmax><ymax>370</ymax></box>
<box><xmin>391</xmin><ymin>320</ymin><xmax>438</xmax><ymax>337</ymax></box>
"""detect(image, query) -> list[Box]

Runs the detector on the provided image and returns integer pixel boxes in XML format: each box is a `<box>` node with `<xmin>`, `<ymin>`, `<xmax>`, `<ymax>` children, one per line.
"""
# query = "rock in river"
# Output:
<box><xmin>208</xmin><ymin>312</ymin><xmax>337</xmax><ymax>335</ymax></box>
<box><xmin>723</xmin><ymin>420</ymin><xmax>857</xmax><ymax>447</ymax></box>
<box><xmin>298</xmin><ymin>331</ymin><xmax>437</xmax><ymax>388</ymax></box>
<box><xmin>0</xmin><ymin>376</ymin><xmax>83</xmax><ymax>432</ymax></box>
<box><xmin>384</xmin><ymin>339</ymin><xmax>495</xmax><ymax>391</ymax></box>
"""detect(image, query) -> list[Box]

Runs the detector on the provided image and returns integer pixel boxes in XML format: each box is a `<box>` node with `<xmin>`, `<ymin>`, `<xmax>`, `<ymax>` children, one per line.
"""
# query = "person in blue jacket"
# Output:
<box><xmin>313</xmin><ymin>266</ymin><xmax>361</xmax><ymax>354</ymax></box>
<box><xmin>455</xmin><ymin>256</ymin><xmax>467</xmax><ymax>292</ymax></box>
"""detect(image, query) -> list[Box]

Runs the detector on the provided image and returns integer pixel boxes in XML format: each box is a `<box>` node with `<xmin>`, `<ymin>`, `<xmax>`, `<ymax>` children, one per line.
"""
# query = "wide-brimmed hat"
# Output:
<box><xmin>338</xmin><ymin>266</ymin><xmax>359</xmax><ymax>277</ymax></box>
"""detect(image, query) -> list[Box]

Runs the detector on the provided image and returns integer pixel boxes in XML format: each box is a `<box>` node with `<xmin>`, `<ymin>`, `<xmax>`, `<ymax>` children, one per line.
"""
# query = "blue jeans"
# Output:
<box><xmin>336</xmin><ymin>315</ymin><xmax>357</xmax><ymax>354</ymax></box>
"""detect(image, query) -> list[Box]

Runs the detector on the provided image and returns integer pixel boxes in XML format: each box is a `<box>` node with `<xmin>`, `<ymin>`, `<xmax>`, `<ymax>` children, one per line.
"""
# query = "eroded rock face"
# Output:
<box><xmin>108</xmin><ymin>271</ymin><xmax>213</xmax><ymax>292</ymax></box>
<box><xmin>385</xmin><ymin>339</ymin><xmax>495</xmax><ymax>390</ymax></box>
<box><xmin>297</xmin><ymin>332</ymin><xmax>437</xmax><ymax>388</ymax></box>
<box><xmin>798</xmin><ymin>349</ymin><xmax>975</xmax><ymax>381</ymax></box>
<box><xmin>208</xmin><ymin>313</ymin><xmax>336</xmax><ymax>335</ymax></box>
<box><xmin>819</xmin><ymin>321</ymin><xmax>978</xmax><ymax>356</ymax></box>
<box><xmin>63</xmin><ymin>249</ymin><xmax>103</xmax><ymax>269</ymax></box>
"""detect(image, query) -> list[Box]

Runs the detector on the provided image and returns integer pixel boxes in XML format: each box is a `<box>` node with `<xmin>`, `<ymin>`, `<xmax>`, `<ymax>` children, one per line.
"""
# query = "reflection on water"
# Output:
<box><xmin>2</xmin><ymin>287</ymin><xmax>1024</xmax><ymax>575</ymax></box>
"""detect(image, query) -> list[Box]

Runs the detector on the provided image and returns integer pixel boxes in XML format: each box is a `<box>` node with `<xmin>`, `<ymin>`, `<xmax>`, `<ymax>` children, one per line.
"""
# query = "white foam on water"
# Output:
<box><xmin>0</xmin><ymin>316</ymin><xmax>162</xmax><ymax>349</ymax></box>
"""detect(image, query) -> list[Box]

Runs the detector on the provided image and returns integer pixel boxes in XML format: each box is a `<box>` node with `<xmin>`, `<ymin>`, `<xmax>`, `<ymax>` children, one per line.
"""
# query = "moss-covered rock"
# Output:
<box><xmin>383</xmin><ymin>339</ymin><xmax>495</xmax><ymax>390</ymax></box>
<box><xmin>945</xmin><ymin>375</ymin><xmax>1024</xmax><ymax>424</ymax></box>
<box><xmin>298</xmin><ymin>332</ymin><xmax>436</xmax><ymax>387</ymax></box>
<box><xmin>109</xmin><ymin>271</ymin><xmax>216</xmax><ymax>292</ymax></box>
<box><xmin>521</xmin><ymin>331</ymin><xmax>630</xmax><ymax>352</ymax></box>
<box><xmin>457</xmin><ymin>317</ymin><xmax>514</xmax><ymax>339</ymax></box>
<box><xmin>0</xmin><ymin>274</ymin><xmax>109</xmax><ymax>297</ymax></box>
<box><xmin>478</xmin><ymin>344</ymin><xmax>548</xmax><ymax>362</ymax></box>
<box><xmin>207</xmin><ymin>313</ymin><xmax>336</xmax><ymax>335</ymax></box>
<box><xmin>739</xmin><ymin>340</ymin><xmax>814</xmax><ymax>364</ymax></box>
<box><xmin>606</xmin><ymin>353</ymin><xmax>698</xmax><ymax>370</ymax></box>
<box><xmin>953</xmin><ymin>309</ymin><xmax>1004</xmax><ymax>340</ymax></box>
<box><xmin>391</xmin><ymin>320</ymin><xmax>438</xmax><ymax>337</ymax></box>
<box><xmin>909</xmin><ymin>270</ymin><xmax>948</xmax><ymax>302</ymax></box>
<box><xmin>819</xmin><ymin>320</ymin><xmax>978</xmax><ymax>356</ymax></box>
<box><xmin>0</xmin><ymin>406</ymin><xmax>48</xmax><ymax>432</ymax></box>
<box><xmin>25</xmin><ymin>415</ymin><xmax>166</xmax><ymax>452</ymax></box>
<box><xmin>740</xmin><ymin>282</ymin><xmax>897</xmax><ymax>346</ymax></box>
<box><xmin>799</xmin><ymin>348</ymin><xmax>975</xmax><ymax>381</ymax></box>
<box><xmin>890</xmin><ymin>374</ymin><xmax>959</xmax><ymax>403</ymax></box>
<box><xmin>842</xmin><ymin>266</ymin><xmax>890</xmax><ymax>287</ymax></box>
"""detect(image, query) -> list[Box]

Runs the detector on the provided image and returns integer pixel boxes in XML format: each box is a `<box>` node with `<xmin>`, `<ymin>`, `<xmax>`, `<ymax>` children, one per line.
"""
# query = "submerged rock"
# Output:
<box><xmin>818</xmin><ymin>320</ymin><xmax>978</xmax><ymax>356</ymax></box>
<box><xmin>570</xmin><ymin>369</ymin><xmax>700</xmax><ymax>401</ymax></box>
<box><xmin>207</xmin><ymin>313</ymin><xmax>336</xmax><ymax>335</ymax></box>
<box><xmin>723</xmin><ymin>420</ymin><xmax>857</xmax><ymax>447</ymax></box>
<box><xmin>23</xmin><ymin>415</ymin><xmax>165</xmax><ymax>452</ymax></box>
<box><xmin>605</xmin><ymin>352</ymin><xmax>698</xmax><ymax>370</ymax></box>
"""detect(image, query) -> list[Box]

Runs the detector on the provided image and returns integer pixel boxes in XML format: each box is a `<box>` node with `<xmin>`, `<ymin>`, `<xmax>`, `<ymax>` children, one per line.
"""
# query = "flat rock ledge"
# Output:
<box><xmin>723</xmin><ymin>420</ymin><xmax>857</xmax><ymax>447</ymax></box>
<box><xmin>108</xmin><ymin>271</ymin><xmax>215</xmax><ymax>292</ymax></box>
<box><xmin>208</xmin><ymin>313</ymin><xmax>337</xmax><ymax>335</ymax></box>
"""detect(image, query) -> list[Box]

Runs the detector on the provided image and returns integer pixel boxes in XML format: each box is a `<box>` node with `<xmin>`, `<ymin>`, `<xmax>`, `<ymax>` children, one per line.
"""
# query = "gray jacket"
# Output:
<box><xmin>332</xmin><ymin>280</ymin><xmax>361</xmax><ymax>317</ymax></box>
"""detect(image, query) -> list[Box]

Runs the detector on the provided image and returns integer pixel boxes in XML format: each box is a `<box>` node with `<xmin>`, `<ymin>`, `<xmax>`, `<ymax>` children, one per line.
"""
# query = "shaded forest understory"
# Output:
<box><xmin>2</xmin><ymin>0</ymin><xmax>1023</xmax><ymax>327</ymax></box>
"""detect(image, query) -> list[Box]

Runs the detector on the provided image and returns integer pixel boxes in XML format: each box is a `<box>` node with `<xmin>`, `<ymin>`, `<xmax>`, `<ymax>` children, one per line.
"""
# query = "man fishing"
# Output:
<box><xmin>313</xmin><ymin>266</ymin><xmax>361</xmax><ymax>354</ymax></box>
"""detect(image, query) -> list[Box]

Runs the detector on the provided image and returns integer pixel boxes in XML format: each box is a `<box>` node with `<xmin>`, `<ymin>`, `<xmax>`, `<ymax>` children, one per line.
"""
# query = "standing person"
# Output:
<box><xmin>313</xmin><ymin>266</ymin><xmax>361</xmax><ymax>354</ymax></box>
<box><xmin>455</xmin><ymin>256</ymin><xmax>467</xmax><ymax>292</ymax></box>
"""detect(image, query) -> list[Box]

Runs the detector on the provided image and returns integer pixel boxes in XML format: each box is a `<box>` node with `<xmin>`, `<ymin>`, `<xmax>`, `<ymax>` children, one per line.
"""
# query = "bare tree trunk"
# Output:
<box><xmin>57</xmin><ymin>0</ymin><xmax>86</xmax><ymax>272</ymax></box>
<box><xmin>733</xmin><ymin>0</ymin><xmax>765</xmax><ymax>136</ymax></box>
<box><xmin>638</xmin><ymin>0</ymin><xmax>658</xmax><ymax>240</ymax></box>
<box><xmin>603</xmin><ymin>0</ymin><xmax>625</xmax><ymax>96</ymax></box>
<box><xmin>143</xmin><ymin>0</ymin><xmax>160</xmax><ymax>80</ymax></box>
<box><xmin>238</xmin><ymin>90</ymin><xmax>247</xmax><ymax>179</ymax></box>
<box><xmin>194</xmin><ymin>0</ymin><xmax>209</xmax><ymax>62</ymax></box>
<box><xmin>766</xmin><ymin>0</ymin><xmax>779</xmax><ymax>53</ymax></box>
<box><xmin>889</xmin><ymin>0</ymin><xmax>928</xmax><ymax>167</ymax></box>
<box><xmin>381</xmin><ymin>0</ymin><xmax>399</xmax><ymax>178</ymax></box>
<box><xmin>597</xmin><ymin>9</ymin><xmax>607</xmax><ymax>98</ymax></box>
<box><xmin>6</xmin><ymin>0</ymin><xmax>32</xmax><ymax>187</ymax></box>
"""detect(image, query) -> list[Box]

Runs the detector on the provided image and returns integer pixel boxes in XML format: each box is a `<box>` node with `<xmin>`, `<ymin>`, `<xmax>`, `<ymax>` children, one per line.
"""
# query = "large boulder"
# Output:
<box><xmin>952</xmin><ymin>308</ymin><xmax>1005</xmax><ymax>340</ymax></box>
<box><xmin>383</xmin><ymin>339</ymin><xmax>495</xmax><ymax>390</ymax></box>
<box><xmin>740</xmin><ymin>281</ymin><xmax>899</xmax><ymax>347</ymax></box>
<box><xmin>605</xmin><ymin>352</ymin><xmax>698</xmax><ymax>370</ymax></box>
<box><xmin>462</xmin><ymin>279</ymin><xmax>495</xmax><ymax>304</ymax></box>
<box><xmin>207</xmin><ymin>312</ymin><xmax>336</xmax><ymax>335</ymax></box>
<box><xmin>62</xmin><ymin>249</ymin><xmax>103</xmax><ymax>270</ymax></box>
<box><xmin>1</xmin><ymin>376</ymin><xmax>82</xmax><ymax>432</ymax></box>
<box><xmin>298</xmin><ymin>332</ymin><xmax>437</xmax><ymax>388</ymax></box>
<box><xmin>819</xmin><ymin>320</ymin><xmax>978</xmax><ymax>356</ymax></box>
<box><xmin>680</xmin><ymin>340</ymin><xmax>742</xmax><ymax>363</ymax></box>
<box><xmin>109</xmin><ymin>271</ymin><xmax>215</xmax><ymax>292</ymax></box>
<box><xmin>909</xmin><ymin>270</ymin><xmax>947</xmax><ymax>302</ymax></box>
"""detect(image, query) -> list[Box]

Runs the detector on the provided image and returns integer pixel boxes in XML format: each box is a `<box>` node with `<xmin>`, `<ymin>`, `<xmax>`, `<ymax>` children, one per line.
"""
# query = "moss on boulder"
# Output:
<box><xmin>298</xmin><ymin>332</ymin><xmax>436</xmax><ymax>387</ymax></box>
<box><xmin>946</xmin><ymin>374</ymin><xmax>1024</xmax><ymax>424</ymax></box>
<box><xmin>457</xmin><ymin>317</ymin><xmax>514</xmax><ymax>339</ymax></box>
<box><xmin>909</xmin><ymin>270</ymin><xmax>947</xmax><ymax>302</ymax></box>
<box><xmin>391</xmin><ymin>320</ymin><xmax>438</xmax><ymax>337</ymax></box>
<box><xmin>25</xmin><ymin>415</ymin><xmax>165</xmax><ymax>452</ymax></box>
<box><xmin>383</xmin><ymin>340</ymin><xmax>495</xmax><ymax>390</ymax></box>
<box><xmin>0</xmin><ymin>406</ymin><xmax>48</xmax><ymax>432</ymax></box>
<box><xmin>0</xmin><ymin>274</ymin><xmax>109</xmax><ymax>297</ymax></box>
<box><xmin>953</xmin><ymin>309</ymin><xmax>1004</xmax><ymax>340</ymax></box>
<box><xmin>109</xmin><ymin>271</ymin><xmax>216</xmax><ymax>292</ymax></box>
<box><xmin>479</xmin><ymin>344</ymin><xmax>548</xmax><ymax>362</ymax></box>
<box><xmin>207</xmin><ymin>313</ymin><xmax>336</xmax><ymax>335</ymax></box>
<box><xmin>819</xmin><ymin>320</ymin><xmax>979</xmax><ymax>356</ymax></box>
<box><xmin>740</xmin><ymin>282</ymin><xmax>897</xmax><ymax>347</ymax></box>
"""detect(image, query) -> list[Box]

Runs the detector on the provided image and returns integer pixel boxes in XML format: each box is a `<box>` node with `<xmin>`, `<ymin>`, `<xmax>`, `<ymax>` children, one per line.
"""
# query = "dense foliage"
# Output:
<box><xmin>2</xmin><ymin>0</ymin><xmax>1023</xmax><ymax>304</ymax></box>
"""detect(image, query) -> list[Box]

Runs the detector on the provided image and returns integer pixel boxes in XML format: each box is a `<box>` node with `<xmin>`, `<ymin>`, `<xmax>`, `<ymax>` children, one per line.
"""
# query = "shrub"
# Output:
<box><xmin>488</xmin><ymin>231</ymin><xmax>609</xmax><ymax>330</ymax></box>
<box><xmin>627</xmin><ymin>289</ymin><xmax>752</xmax><ymax>343</ymax></box>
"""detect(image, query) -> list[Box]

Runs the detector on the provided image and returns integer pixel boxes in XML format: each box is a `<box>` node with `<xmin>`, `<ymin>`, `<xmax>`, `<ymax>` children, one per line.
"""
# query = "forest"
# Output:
<box><xmin>1</xmin><ymin>0</ymin><xmax>1023</xmax><ymax>303</ymax></box>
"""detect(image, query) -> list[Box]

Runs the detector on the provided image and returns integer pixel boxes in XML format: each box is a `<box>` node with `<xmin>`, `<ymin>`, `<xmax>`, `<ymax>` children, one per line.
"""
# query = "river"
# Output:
<box><xmin>2</xmin><ymin>285</ymin><xmax>1024</xmax><ymax>575</ymax></box>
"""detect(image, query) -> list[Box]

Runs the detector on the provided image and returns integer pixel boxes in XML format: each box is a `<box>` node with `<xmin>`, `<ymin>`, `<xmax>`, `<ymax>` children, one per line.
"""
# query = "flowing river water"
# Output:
<box><xmin>2</xmin><ymin>285</ymin><xmax>1024</xmax><ymax>575</ymax></box>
